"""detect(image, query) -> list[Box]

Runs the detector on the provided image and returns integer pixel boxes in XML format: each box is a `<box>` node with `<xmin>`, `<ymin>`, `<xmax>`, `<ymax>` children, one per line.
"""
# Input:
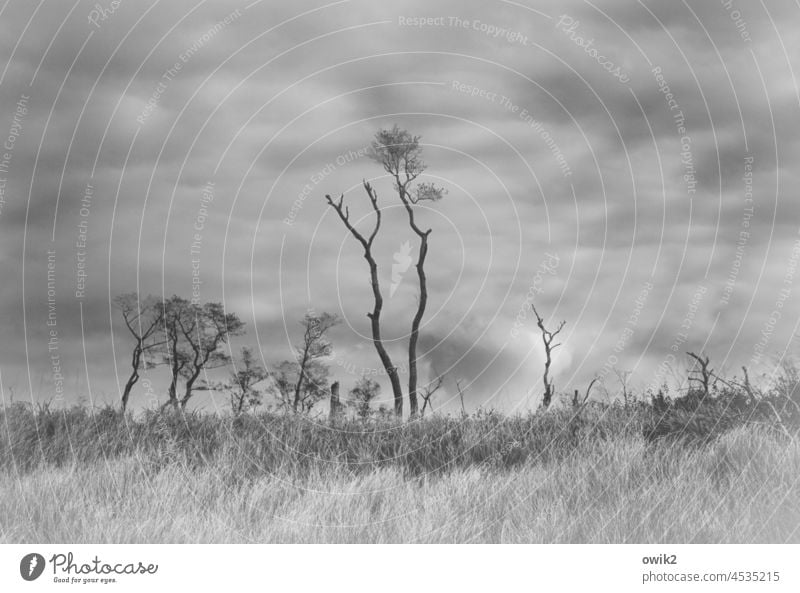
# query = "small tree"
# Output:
<box><xmin>292</xmin><ymin>312</ymin><xmax>339</xmax><ymax>412</ymax></box>
<box><xmin>113</xmin><ymin>293</ymin><xmax>165</xmax><ymax>411</ymax></box>
<box><xmin>162</xmin><ymin>296</ymin><xmax>192</xmax><ymax>408</ymax></box>
<box><xmin>227</xmin><ymin>346</ymin><xmax>268</xmax><ymax>415</ymax></box>
<box><xmin>272</xmin><ymin>359</ymin><xmax>330</xmax><ymax>414</ymax></box>
<box><xmin>613</xmin><ymin>367</ymin><xmax>633</xmax><ymax>407</ymax></box>
<box><xmin>419</xmin><ymin>375</ymin><xmax>444</xmax><ymax>418</ymax></box>
<box><xmin>687</xmin><ymin>351</ymin><xmax>712</xmax><ymax>398</ymax></box>
<box><xmin>348</xmin><ymin>375</ymin><xmax>381</xmax><ymax>420</ymax></box>
<box><xmin>531</xmin><ymin>305</ymin><xmax>566</xmax><ymax>410</ymax></box>
<box><xmin>179</xmin><ymin>302</ymin><xmax>245</xmax><ymax>409</ymax></box>
<box><xmin>160</xmin><ymin>296</ymin><xmax>245</xmax><ymax>410</ymax></box>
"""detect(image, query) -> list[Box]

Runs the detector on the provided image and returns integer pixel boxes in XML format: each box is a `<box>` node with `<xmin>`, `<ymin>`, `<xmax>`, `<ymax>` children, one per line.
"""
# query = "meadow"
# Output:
<box><xmin>1</xmin><ymin>392</ymin><xmax>798</xmax><ymax>544</ymax></box>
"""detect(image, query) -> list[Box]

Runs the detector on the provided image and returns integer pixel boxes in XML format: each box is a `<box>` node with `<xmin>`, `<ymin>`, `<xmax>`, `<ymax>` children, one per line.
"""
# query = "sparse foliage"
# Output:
<box><xmin>292</xmin><ymin>312</ymin><xmax>339</xmax><ymax>412</ymax></box>
<box><xmin>226</xmin><ymin>347</ymin><xmax>268</xmax><ymax>415</ymax></box>
<box><xmin>348</xmin><ymin>375</ymin><xmax>381</xmax><ymax>420</ymax></box>
<box><xmin>369</xmin><ymin>125</ymin><xmax>446</xmax><ymax>419</ymax></box>
<box><xmin>613</xmin><ymin>368</ymin><xmax>633</xmax><ymax>407</ymax></box>
<box><xmin>272</xmin><ymin>312</ymin><xmax>339</xmax><ymax>414</ymax></box>
<box><xmin>113</xmin><ymin>293</ymin><xmax>165</xmax><ymax>411</ymax></box>
<box><xmin>327</xmin><ymin>125</ymin><xmax>446</xmax><ymax>419</ymax></box>
<box><xmin>160</xmin><ymin>296</ymin><xmax>245</xmax><ymax>410</ymax></box>
<box><xmin>326</xmin><ymin>185</ymin><xmax>404</xmax><ymax>416</ymax></box>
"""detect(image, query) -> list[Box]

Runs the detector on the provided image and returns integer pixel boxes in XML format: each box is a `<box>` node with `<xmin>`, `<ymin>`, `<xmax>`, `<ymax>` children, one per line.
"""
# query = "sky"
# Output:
<box><xmin>0</xmin><ymin>0</ymin><xmax>799</xmax><ymax>415</ymax></box>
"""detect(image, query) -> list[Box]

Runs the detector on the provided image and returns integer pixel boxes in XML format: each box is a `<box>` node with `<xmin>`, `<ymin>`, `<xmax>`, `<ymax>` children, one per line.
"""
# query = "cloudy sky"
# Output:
<box><xmin>1</xmin><ymin>0</ymin><xmax>799</xmax><ymax>414</ymax></box>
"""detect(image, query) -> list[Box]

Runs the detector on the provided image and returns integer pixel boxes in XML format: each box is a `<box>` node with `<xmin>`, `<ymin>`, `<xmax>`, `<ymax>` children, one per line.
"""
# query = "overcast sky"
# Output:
<box><xmin>1</xmin><ymin>0</ymin><xmax>799</xmax><ymax>414</ymax></box>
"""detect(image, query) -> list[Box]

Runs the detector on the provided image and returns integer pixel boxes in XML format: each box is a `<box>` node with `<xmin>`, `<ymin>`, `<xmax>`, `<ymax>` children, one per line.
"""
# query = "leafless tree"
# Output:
<box><xmin>419</xmin><ymin>375</ymin><xmax>444</xmax><ymax>418</ymax></box>
<box><xmin>687</xmin><ymin>351</ymin><xmax>712</xmax><ymax>398</ymax></box>
<box><xmin>571</xmin><ymin>377</ymin><xmax>599</xmax><ymax>409</ymax></box>
<box><xmin>113</xmin><ymin>293</ymin><xmax>165</xmax><ymax>411</ymax></box>
<box><xmin>531</xmin><ymin>305</ymin><xmax>566</xmax><ymax>410</ymax></box>
<box><xmin>613</xmin><ymin>367</ymin><xmax>633</xmax><ymax>407</ymax></box>
<box><xmin>326</xmin><ymin>183</ymin><xmax>404</xmax><ymax>416</ymax></box>
<box><xmin>455</xmin><ymin>379</ymin><xmax>468</xmax><ymax>417</ymax></box>
<box><xmin>326</xmin><ymin>126</ymin><xmax>445</xmax><ymax>418</ymax></box>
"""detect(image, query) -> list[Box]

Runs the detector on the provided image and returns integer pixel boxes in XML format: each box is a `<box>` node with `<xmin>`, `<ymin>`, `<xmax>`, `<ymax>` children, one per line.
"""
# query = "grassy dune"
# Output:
<box><xmin>0</xmin><ymin>405</ymin><xmax>798</xmax><ymax>543</ymax></box>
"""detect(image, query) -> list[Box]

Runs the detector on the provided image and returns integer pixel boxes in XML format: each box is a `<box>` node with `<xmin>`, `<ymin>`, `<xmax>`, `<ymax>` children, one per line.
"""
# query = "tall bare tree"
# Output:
<box><xmin>531</xmin><ymin>305</ymin><xmax>566</xmax><ymax>410</ymax></box>
<box><xmin>687</xmin><ymin>351</ymin><xmax>713</xmax><ymax>398</ymax></box>
<box><xmin>369</xmin><ymin>126</ymin><xmax>446</xmax><ymax>418</ymax></box>
<box><xmin>326</xmin><ymin>126</ymin><xmax>445</xmax><ymax>418</ymax></box>
<box><xmin>326</xmin><ymin>184</ymin><xmax>405</xmax><ymax>416</ymax></box>
<box><xmin>113</xmin><ymin>293</ymin><xmax>165</xmax><ymax>411</ymax></box>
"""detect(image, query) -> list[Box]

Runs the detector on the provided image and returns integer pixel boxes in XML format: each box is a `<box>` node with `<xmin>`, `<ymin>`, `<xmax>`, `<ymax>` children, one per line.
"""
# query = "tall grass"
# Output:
<box><xmin>1</xmin><ymin>400</ymin><xmax>798</xmax><ymax>543</ymax></box>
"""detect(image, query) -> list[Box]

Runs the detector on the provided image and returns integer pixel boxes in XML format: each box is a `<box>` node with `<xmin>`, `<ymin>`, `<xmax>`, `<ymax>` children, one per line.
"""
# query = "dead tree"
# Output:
<box><xmin>419</xmin><ymin>375</ymin><xmax>444</xmax><ymax>418</ymax></box>
<box><xmin>613</xmin><ymin>367</ymin><xmax>633</xmax><ymax>407</ymax></box>
<box><xmin>687</xmin><ymin>351</ymin><xmax>712</xmax><ymax>398</ymax></box>
<box><xmin>368</xmin><ymin>126</ymin><xmax>446</xmax><ymax>419</ymax></box>
<box><xmin>455</xmin><ymin>379</ymin><xmax>468</xmax><ymax>417</ymax></box>
<box><xmin>113</xmin><ymin>293</ymin><xmax>165</xmax><ymax>411</ymax></box>
<box><xmin>532</xmin><ymin>305</ymin><xmax>566</xmax><ymax>410</ymax></box>
<box><xmin>326</xmin><ymin>186</ymin><xmax>404</xmax><ymax>416</ymax></box>
<box><xmin>571</xmin><ymin>377</ymin><xmax>599</xmax><ymax>409</ymax></box>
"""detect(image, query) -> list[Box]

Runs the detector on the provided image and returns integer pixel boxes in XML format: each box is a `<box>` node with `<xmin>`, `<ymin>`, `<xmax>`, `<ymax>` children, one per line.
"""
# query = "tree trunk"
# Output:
<box><xmin>326</xmin><ymin>186</ymin><xmax>404</xmax><ymax>417</ymax></box>
<box><xmin>542</xmin><ymin>348</ymin><xmax>553</xmax><ymax>409</ymax></box>
<box><xmin>121</xmin><ymin>343</ymin><xmax>142</xmax><ymax>412</ymax></box>
<box><xmin>366</xmin><ymin>258</ymin><xmax>404</xmax><ymax>417</ymax></box>
<box><xmin>293</xmin><ymin>347</ymin><xmax>310</xmax><ymax>412</ymax></box>
<box><xmin>407</xmin><ymin>232</ymin><xmax>430</xmax><ymax>419</ymax></box>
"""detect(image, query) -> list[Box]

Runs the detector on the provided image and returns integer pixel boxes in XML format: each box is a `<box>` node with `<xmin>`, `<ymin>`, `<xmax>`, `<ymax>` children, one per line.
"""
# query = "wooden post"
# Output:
<box><xmin>329</xmin><ymin>381</ymin><xmax>340</xmax><ymax>423</ymax></box>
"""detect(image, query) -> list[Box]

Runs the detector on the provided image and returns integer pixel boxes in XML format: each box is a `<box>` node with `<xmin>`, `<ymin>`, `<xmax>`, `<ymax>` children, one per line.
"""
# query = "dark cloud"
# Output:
<box><xmin>0</xmin><ymin>0</ymin><xmax>798</xmax><ymax>411</ymax></box>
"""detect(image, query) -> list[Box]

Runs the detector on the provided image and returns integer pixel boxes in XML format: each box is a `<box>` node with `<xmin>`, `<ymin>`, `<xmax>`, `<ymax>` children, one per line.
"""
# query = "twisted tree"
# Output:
<box><xmin>326</xmin><ymin>126</ymin><xmax>445</xmax><ymax>418</ymax></box>
<box><xmin>113</xmin><ymin>293</ymin><xmax>165</xmax><ymax>411</ymax></box>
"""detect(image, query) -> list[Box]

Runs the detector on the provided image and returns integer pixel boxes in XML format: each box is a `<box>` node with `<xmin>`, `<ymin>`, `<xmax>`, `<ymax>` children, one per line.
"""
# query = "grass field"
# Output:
<box><xmin>1</xmin><ymin>403</ymin><xmax>798</xmax><ymax>543</ymax></box>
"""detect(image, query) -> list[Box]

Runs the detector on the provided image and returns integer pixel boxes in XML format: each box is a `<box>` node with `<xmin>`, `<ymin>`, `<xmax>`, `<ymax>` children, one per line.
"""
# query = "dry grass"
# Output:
<box><xmin>0</xmin><ymin>403</ymin><xmax>798</xmax><ymax>543</ymax></box>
